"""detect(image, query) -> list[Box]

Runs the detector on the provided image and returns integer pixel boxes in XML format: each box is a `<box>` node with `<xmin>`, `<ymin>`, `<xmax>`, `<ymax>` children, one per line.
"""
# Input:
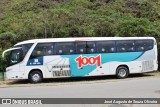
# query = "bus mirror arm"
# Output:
<box><xmin>2</xmin><ymin>47</ymin><xmax>22</xmax><ymax>58</ymax></box>
<box><xmin>2</xmin><ymin>49</ymin><xmax>9</xmax><ymax>58</ymax></box>
<box><xmin>2</xmin><ymin>51</ymin><xmax>5</xmax><ymax>58</ymax></box>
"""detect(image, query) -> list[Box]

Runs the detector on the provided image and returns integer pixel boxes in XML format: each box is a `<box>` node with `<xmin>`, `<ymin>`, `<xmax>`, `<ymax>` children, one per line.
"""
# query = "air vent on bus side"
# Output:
<box><xmin>142</xmin><ymin>60</ymin><xmax>154</xmax><ymax>72</ymax></box>
<box><xmin>53</xmin><ymin>70</ymin><xmax>70</xmax><ymax>77</ymax></box>
<box><xmin>52</xmin><ymin>65</ymin><xmax>71</xmax><ymax>77</ymax></box>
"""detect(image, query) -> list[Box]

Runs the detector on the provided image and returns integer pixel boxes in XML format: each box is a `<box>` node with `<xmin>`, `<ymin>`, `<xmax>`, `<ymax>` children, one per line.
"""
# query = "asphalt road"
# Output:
<box><xmin>0</xmin><ymin>77</ymin><xmax>160</xmax><ymax>98</ymax></box>
<box><xmin>0</xmin><ymin>77</ymin><xmax>160</xmax><ymax>107</ymax></box>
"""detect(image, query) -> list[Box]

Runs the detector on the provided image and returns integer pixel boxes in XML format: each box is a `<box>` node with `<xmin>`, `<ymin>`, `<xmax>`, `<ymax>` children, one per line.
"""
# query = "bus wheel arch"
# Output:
<box><xmin>116</xmin><ymin>65</ymin><xmax>129</xmax><ymax>79</ymax></box>
<box><xmin>28</xmin><ymin>69</ymin><xmax>43</xmax><ymax>83</ymax></box>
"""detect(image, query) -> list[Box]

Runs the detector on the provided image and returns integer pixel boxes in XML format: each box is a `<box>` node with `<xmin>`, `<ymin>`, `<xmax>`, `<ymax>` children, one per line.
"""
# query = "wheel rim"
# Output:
<box><xmin>32</xmin><ymin>74</ymin><xmax>40</xmax><ymax>82</ymax></box>
<box><xmin>118</xmin><ymin>69</ymin><xmax>127</xmax><ymax>77</ymax></box>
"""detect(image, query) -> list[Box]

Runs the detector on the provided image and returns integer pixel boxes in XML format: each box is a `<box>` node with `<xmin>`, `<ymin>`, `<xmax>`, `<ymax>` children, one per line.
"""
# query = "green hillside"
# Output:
<box><xmin>1</xmin><ymin>0</ymin><xmax>160</xmax><ymax>41</ymax></box>
<box><xmin>0</xmin><ymin>0</ymin><xmax>160</xmax><ymax>56</ymax></box>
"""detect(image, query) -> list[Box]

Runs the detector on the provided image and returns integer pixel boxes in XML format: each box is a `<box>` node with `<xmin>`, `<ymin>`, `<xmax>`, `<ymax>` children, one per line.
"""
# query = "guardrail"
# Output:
<box><xmin>0</xmin><ymin>70</ymin><xmax>5</xmax><ymax>81</ymax></box>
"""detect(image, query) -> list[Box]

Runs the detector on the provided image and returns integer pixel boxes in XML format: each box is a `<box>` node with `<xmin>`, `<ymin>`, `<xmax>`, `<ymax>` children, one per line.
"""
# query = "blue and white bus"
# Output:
<box><xmin>2</xmin><ymin>37</ymin><xmax>158</xmax><ymax>83</ymax></box>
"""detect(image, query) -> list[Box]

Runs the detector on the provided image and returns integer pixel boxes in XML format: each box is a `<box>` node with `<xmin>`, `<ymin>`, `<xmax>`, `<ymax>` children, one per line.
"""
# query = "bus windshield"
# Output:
<box><xmin>5</xmin><ymin>43</ymin><xmax>33</xmax><ymax>66</ymax></box>
<box><xmin>8</xmin><ymin>49</ymin><xmax>23</xmax><ymax>66</ymax></box>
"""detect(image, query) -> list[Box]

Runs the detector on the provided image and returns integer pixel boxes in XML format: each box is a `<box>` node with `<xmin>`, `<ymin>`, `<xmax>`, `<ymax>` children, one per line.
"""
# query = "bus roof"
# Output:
<box><xmin>14</xmin><ymin>37</ymin><xmax>156</xmax><ymax>46</ymax></box>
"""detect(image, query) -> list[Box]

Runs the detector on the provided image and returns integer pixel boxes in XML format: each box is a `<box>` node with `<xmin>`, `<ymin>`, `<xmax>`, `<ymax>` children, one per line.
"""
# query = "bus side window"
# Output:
<box><xmin>76</xmin><ymin>42</ymin><xmax>86</xmax><ymax>54</ymax></box>
<box><xmin>31</xmin><ymin>43</ymin><xmax>54</xmax><ymax>58</ymax></box>
<box><xmin>21</xmin><ymin>43</ymin><xmax>33</xmax><ymax>56</ymax></box>
<box><xmin>96</xmin><ymin>41</ymin><xmax>116</xmax><ymax>53</ymax></box>
<box><xmin>117</xmin><ymin>40</ymin><xmax>135</xmax><ymax>52</ymax></box>
<box><xmin>55</xmin><ymin>42</ymin><xmax>75</xmax><ymax>55</ymax></box>
<box><xmin>135</xmin><ymin>40</ymin><xmax>153</xmax><ymax>51</ymax></box>
<box><xmin>110</xmin><ymin>47</ymin><xmax>116</xmax><ymax>52</ymax></box>
<box><xmin>86</xmin><ymin>42</ymin><xmax>96</xmax><ymax>54</ymax></box>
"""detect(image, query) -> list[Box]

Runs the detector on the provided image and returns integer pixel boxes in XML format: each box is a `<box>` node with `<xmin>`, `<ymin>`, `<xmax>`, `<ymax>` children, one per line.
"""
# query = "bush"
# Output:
<box><xmin>0</xmin><ymin>32</ymin><xmax>17</xmax><ymax>49</ymax></box>
<box><xmin>117</xmin><ymin>16</ymin><xmax>160</xmax><ymax>37</ymax></box>
<box><xmin>0</xmin><ymin>0</ymin><xmax>160</xmax><ymax>71</ymax></box>
<box><xmin>0</xmin><ymin>49</ymin><xmax>7</xmax><ymax>80</ymax></box>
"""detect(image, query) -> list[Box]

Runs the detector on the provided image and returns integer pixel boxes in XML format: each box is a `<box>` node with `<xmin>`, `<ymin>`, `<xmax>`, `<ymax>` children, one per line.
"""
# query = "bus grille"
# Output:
<box><xmin>53</xmin><ymin>70</ymin><xmax>70</xmax><ymax>77</ymax></box>
<box><xmin>142</xmin><ymin>60</ymin><xmax>154</xmax><ymax>72</ymax></box>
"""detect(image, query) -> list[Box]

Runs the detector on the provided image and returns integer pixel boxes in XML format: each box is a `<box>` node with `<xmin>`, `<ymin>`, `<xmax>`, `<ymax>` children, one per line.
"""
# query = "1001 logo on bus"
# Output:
<box><xmin>75</xmin><ymin>55</ymin><xmax>101</xmax><ymax>68</ymax></box>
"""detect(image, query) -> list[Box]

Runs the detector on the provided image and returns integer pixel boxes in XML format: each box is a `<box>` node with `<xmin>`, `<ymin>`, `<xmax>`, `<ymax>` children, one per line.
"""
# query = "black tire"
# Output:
<box><xmin>29</xmin><ymin>71</ymin><xmax>43</xmax><ymax>83</ymax></box>
<box><xmin>116</xmin><ymin>66</ymin><xmax>129</xmax><ymax>79</ymax></box>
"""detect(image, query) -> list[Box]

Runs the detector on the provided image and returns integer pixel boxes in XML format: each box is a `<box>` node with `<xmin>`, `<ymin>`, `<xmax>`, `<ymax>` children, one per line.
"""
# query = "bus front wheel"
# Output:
<box><xmin>29</xmin><ymin>71</ymin><xmax>43</xmax><ymax>83</ymax></box>
<box><xmin>116</xmin><ymin>66</ymin><xmax>129</xmax><ymax>79</ymax></box>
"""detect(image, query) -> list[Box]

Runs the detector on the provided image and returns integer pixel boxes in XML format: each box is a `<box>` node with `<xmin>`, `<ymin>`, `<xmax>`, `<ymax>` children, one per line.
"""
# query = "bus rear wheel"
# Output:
<box><xmin>116</xmin><ymin>66</ymin><xmax>129</xmax><ymax>79</ymax></box>
<box><xmin>29</xmin><ymin>71</ymin><xmax>43</xmax><ymax>83</ymax></box>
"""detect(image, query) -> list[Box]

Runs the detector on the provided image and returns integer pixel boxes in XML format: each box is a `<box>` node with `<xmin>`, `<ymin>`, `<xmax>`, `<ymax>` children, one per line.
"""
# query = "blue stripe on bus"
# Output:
<box><xmin>26</xmin><ymin>52</ymin><xmax>144</xmax><ymax>76</ymax></box>
<box><xmin>62</xmin><ymin>52</ymin><xmax>144</xmax><ymax>76</ymax></box>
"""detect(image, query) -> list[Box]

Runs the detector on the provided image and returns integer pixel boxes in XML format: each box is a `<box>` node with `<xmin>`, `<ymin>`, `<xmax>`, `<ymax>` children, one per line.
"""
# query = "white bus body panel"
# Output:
<box><xmin>4</xmin><ymin>37</ymin><xmax>158</xmax><ymax>80</ymax></box>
